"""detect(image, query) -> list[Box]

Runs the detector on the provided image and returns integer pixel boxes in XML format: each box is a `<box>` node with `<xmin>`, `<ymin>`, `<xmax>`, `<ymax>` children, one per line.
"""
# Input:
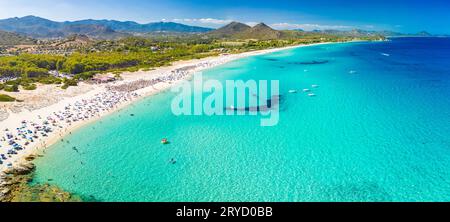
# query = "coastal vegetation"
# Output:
<box><xmin>61</xmin><ymin>78</ymin><xmax>78</xmax><ymax>89</ymax></box>
<box><xmin>0</xmin><ymin>93</ymin><xmax>16</xmax><ymax>102</ymax></box>
<box><xmin>0</xmin><ymin>75</ymin><xmax>62</xmax><ymax>92</ymax></box>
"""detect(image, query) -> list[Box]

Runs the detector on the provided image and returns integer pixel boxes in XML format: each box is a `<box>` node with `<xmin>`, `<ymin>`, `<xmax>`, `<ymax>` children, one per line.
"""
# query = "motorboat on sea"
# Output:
<box><xmin>308</xmin><ymin>93</ymin><xmax>317</xmax><ymax>97</ymax></box>
<box><xmin>289</xmin><ymin>90</ymin><xmax>298</xmax><ymax>94</ymax></box>
<box><xmin>303</xmin><ymin>89</ymin><xmax>311</xmax><ymax>92</ymax></box>
<box><xmin>312</xmin><ymin>85</ymin><xmax>320</xmax><ymax>88</ymax></box>
<box><xmin>161</xmin><ymin>138</ymin><xmax>170</xmax><ymax>145</ymax></box>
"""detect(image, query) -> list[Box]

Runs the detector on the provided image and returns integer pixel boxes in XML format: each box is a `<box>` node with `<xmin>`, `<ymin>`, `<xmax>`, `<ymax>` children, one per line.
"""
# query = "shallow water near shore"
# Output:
<box><xmin>33</xmin><ymin>38</ymin><xmax>450</xmax><ymax>201</ymax></box>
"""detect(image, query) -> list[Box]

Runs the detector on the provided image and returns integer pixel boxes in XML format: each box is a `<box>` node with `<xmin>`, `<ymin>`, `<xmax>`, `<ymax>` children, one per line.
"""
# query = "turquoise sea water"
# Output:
<box><xmin>33</xmin><ymin>38</ymin><xmax>450</xmax><ymax>202</ymax></box>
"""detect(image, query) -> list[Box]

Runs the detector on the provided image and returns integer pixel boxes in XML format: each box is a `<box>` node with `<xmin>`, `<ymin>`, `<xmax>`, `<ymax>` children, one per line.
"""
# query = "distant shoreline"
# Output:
<box><xmin>386</xmin><ymin>36</ymin><xmax>450</xmax><ymax>38</ymax></box>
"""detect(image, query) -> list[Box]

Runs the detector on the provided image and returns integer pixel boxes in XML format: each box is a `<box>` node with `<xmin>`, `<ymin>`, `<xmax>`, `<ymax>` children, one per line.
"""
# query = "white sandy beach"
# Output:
<box><xmin>0</xmin><ymin>43</ymin><xmax>332</xmax><ymax>176</ymax></box>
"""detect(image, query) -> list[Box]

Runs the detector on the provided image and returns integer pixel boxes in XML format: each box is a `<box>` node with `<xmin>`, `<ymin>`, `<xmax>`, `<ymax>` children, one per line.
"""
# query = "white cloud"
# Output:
<box><xmin>270</xmin><ymin>23</ymin><xmax>354</xmax><ymax>31</ymax></box>
<box><xmin>245</xmin><ymin>22</ymin><xmax>259</xmax><ymax>27</ymax></box>
<box><xmin>172</xmin><ymin>18</ymin><xmax>233</xmax><ymax>26</ymax></box>
<box><xmin>198</xmin><ymin>18</ymin><xmax>233</xmax><ymax>25</ymax></box>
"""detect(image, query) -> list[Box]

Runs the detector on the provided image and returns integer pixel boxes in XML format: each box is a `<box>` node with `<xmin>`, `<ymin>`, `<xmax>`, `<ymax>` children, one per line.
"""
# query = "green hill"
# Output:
<box><xmin>207</xmin><ymin>22</ymin><xmax>251</xmax><ymax>38</ymax></box>
<box><xmin>0</xmin><ymin>30</ymin><xmax>36</xmax><ymax>45</ymax></box>
<box><xmin>235</xmin><ymin>23</ymin><xmax>282</xmax><ymax>40</ymax></box>
<box><xmin>208</xmin><ymin>22</ymin><xmax>285</xmax><ymax>40</ymax></box>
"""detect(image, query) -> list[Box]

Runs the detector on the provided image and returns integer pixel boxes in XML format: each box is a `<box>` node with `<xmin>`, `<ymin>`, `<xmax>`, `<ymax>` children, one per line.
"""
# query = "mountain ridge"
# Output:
<box><xmin>0</xmin><ymin>15</ymin><xmax>214</xmax><ymax>39</ymax></box>
<box><xmin>68</xmin><ymin>19</ymin><xmax>213</xmax><ymax>33</ymax></box>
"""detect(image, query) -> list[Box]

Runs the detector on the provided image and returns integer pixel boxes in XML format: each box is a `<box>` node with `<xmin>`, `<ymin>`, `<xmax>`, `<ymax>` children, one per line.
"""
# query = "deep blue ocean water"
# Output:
<box><xmin>33</xmin><ymin>38</ymin><xmax>450</xmax><ymax>202</ymax></box>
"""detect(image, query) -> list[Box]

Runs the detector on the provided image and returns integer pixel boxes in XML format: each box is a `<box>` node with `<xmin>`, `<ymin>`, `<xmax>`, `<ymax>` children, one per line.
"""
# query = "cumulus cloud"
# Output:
<box><xmin>245</xmin><ymin>22</ymin><xmax>259</xmax><ymax>27</ymax></box>
<box><xmin>270</xmin><ymin>23</ymin><xmax>354</xmax><ymax>31</ymax></box>
<box><xmin>172</xmin><ymin>18</ymin><xmax>233</xmax><ymax>26</ymax></box>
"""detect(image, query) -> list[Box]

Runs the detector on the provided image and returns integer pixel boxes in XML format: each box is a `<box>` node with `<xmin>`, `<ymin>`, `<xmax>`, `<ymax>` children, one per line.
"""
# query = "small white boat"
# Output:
<box><xmin>308</xmin><ymin>93</ymin><xmax>317</xmax><ymax>97</ymax></box>
<box><xmin>349</xmin><ymin>70</ymin><xmax>357</xmax><ymax>74</ymax></box>
<box><xmin>312</xmin><ymin>85</ymin><xmax>320</xmax><ymax>88</ymax></box>
<box><xmin>303</xmin><ymin>89</ymin><xmax>311</xmax><ymax>92</ymax></box>
<box><xmin>289</xmin><ymin>90</ymin><xmax>298</xmax><ymax>94</ymax></box>
<box><xmin>381</xmin><ymin>53</ymin><xmax>390</xmax><ymax>57</ymax></box>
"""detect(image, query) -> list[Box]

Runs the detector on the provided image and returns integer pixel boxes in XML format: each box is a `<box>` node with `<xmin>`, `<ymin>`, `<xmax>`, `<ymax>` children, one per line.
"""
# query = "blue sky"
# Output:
<box><xmin>0</xmin><ymin>0</ymin><xmax>449</xmax><ymax>34</ymax></box>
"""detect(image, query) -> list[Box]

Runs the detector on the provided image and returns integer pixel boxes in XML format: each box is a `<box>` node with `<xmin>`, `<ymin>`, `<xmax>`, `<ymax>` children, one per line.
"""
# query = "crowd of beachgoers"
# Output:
<box><xmin>0</xmin><ymin>90</ymin><xmax>139</xmax><ymax>167</ymax></box>
<box><xmin>108</xmin><ymin>62</ymin><xmax>221</xmax><ymax>92</ymax></box>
